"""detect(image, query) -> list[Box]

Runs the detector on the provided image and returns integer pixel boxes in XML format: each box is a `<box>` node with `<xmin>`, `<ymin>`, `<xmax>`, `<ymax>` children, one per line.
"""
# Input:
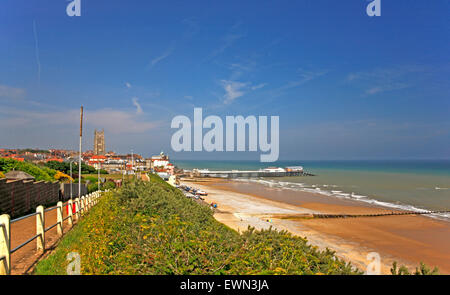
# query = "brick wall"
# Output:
<box><xmin>0</xmin><ymin>179</ymin><xmax>72</xmax><ymax>218</ymax></box>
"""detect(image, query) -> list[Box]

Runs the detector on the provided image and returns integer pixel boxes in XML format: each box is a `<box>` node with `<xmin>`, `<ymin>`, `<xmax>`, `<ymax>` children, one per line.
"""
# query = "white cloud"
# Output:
<box><xmin>347</xmin><ymin>66</ymin><xmax>424</xmax><ymax>82</ymax></box>
<box><xmin>251</xmin><ymin>83</ymin><xmax>267</xmax><ymax>90</ymax></box>
<box><xmin>209</xmin><ymin>33</ymin><xmax>244</xmax><ymax>60</ymax></box>
<box><xmin>125</xmin><ymin>82</ymin><xmax>132</xmax><ymax>88</ymax></box>
<box><xmin>150</xmin><ymin>46</ymin><xmax>174</xmax><ymax>67</ymax></box>
<box><xmin>0</xmin><ymin>85</ymin><xmax>26</xmax><ymax>99</ymax></box>
<box><xmin>85</xmin><ymin>109</ymin><xmax>157</xmax><ymax>134</ymax></box>
<box><xmin>264</xmin><ymin>69</ymin><xmax>326</xmax><ymax>100</ymax></box>
<box><xmin>366</xmin><ymin>83</ymin><xmax>409</xmax><ymax>95</ymax></box>
<box><xmin>132</xmin><ymin>97</ymin><xmax>143</xmax><ymax>114</ymax></box>
<box><xmin>221</xmin><ymin>80</ymin><xmax>247</xmax><ymax>104</ymax></box>
<box><xmin>219</xmin><ymin>80</ymin><xmax>267</xmax><ymax>104</ymax></box>
<box><xmin>280</xmin><ymin>69</ymin><xmax>327</xmax><ymax>91</ymax></box>
<box><xmin>205</xmin><ymin>22</ymin><xmax>245</xmax><ymax>61</ymax></box>
<box><xmin>0</xmin><ymin>106</ymin><xmax>158</xmax><ymax>135</ymax></box>
<box><xmin>347</xmin><ymin>65</ymin><xmax>426</xmax><ymax>95</ymax></box>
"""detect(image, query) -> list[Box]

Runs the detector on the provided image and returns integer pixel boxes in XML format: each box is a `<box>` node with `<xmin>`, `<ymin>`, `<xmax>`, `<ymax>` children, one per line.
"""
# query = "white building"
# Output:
<box><xmin>263</xmin><ymin>167</ymin><xmax>286</xmax><ymax>173</ymax></box>
<box><xmin>151</xmin><ymin>151</ymin><xmax>170</xmax><ymax>168</ymax></box>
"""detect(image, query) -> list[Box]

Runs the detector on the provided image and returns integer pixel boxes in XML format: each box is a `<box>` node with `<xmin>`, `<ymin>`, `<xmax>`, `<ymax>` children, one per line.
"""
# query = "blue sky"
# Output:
<box><xmin>0</xmin><ymin>0</ymin><xmax>449</xmax><ymax>160</ymax></box>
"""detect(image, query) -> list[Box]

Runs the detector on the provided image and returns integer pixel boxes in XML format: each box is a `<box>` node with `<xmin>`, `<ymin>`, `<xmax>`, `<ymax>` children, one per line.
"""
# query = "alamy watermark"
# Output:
<box><xmin>66</xmin><ymin>0</ymin><xmax>81</xmax><ymax>17</ymax></box>
<box><xmin>366</xmin><ymin>0</ymin><xmax>381</xmax><ymax>17</ymax></box>
<box><xmin>66</xmin><ymin>252</ymin><xmax>81</xmax><ymax>275</ymax></box>
<box><xmin>65</xmin><ymin>1</ymin><xmax>379</xmax><ymax>18</ymax></box>
<box><xmin>366</xmin><ymin>252</ymin><xmax>381</xmax><ymax>275</ymax></box>
<box><xmin>171</xmin><ymin>108</ymin><xmax>279</xmax><ymax>162</ymax></box>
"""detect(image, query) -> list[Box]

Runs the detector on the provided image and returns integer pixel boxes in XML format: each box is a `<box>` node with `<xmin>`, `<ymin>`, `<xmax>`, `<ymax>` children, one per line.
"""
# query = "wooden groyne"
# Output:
<box><xmin>312</xmin><ymin>210</ymin><xmax>450</xmax><ymax>219</ymax></box>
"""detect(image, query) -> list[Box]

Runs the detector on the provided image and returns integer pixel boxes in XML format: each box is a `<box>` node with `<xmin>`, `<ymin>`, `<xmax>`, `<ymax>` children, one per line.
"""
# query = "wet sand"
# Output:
<box><xmin>182</xmin><ymin>178</ymin><xmax>450</xmax><ymax>274</ymax></box>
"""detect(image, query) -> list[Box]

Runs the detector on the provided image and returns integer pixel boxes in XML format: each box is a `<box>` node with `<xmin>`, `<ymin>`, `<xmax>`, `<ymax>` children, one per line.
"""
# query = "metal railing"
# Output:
<box><xmin>0</xmin><ymin>190</ymin><xmax>107</xmax><ymax>275</ymax></box>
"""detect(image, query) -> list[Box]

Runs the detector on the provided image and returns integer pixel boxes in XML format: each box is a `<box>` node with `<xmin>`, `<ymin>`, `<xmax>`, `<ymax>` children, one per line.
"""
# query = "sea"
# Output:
<box><xmin>174</xmin><ymin>160</ymin><xmax>450</xmax><ymax>221</ymax></box>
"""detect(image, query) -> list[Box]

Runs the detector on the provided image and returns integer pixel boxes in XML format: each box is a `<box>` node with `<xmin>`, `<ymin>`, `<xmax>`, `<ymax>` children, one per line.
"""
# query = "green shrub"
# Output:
<box><xmin>391</xmin><ymin>261</ymin><xmax>439</xmax><ymax>275</ymax></box>
<box><xmin>87</xmin><ymin>183</ymin><xmax>98</xmax><ymax>193</ymax></box>
<box><xmin>102</xmin><ymin>181</ymin><xmax>116</xmax><ymax>190</ymax></box>
<box><xmin>0</xmin><ymin>158</ymin><xmax>56</xmax><ymax>182</ymax></box>
<box><xmin>83</xmin><ymin>175</ymin><xmax>98</xmax><ymax>183</ymax></box>
<box><xmin>41</xmin><ymin>166</ymin><xmax>57</xmax><ymax>178</ymax></box>
<box><xmin>45</xmin><ymin>161</ymin><xmax>97</xmax><ymax>175</ymax></box>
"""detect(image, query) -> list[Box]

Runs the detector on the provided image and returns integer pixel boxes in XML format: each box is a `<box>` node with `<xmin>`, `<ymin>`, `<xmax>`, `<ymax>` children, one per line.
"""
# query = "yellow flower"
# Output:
<box><xmin>54</xmin><ymin>171</ymin><xmax>73</xmax><ymax>182</ymax></box>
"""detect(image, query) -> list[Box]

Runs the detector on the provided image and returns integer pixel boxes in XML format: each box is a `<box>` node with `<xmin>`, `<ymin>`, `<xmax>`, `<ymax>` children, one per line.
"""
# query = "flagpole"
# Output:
<box><xmin>78</xmin><ymin>106</ymin><xmax>83</xmax><ymax>197</ymax></box>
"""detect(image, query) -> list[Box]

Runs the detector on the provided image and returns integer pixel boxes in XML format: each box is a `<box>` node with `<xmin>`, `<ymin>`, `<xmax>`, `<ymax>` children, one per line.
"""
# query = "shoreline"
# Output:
<box><xmin>182</xmin><ymin>178</ymin><xmax>450</xmax><ymax>274</ymax></box>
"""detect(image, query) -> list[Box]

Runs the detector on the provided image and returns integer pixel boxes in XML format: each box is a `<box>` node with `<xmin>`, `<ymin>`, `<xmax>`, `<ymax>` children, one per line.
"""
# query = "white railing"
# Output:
<box><xmin>0</xmin><ymin>190</ymin><xmax>107</xmax><ymax>275</ymax></box>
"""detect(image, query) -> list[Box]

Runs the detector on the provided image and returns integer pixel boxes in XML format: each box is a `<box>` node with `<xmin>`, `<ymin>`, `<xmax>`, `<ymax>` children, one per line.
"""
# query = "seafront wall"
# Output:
<box><xmin>0</xmin><ymin>179</ymin><xmax>85</xmax><ymax>218</ymax></box>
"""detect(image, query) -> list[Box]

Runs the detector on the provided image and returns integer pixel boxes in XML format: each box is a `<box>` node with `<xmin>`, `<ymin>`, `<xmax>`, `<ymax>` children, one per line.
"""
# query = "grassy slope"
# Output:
<box><xmin>34</xmin><ymin>176</ymin><xmax>360</xmax><ymax>275</ymax></box>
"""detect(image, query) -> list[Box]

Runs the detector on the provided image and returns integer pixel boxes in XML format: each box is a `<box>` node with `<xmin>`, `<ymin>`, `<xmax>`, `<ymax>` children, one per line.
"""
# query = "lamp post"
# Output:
<box><xmin>98</xmin><ymin>162</ymin><xmax>101</xmax><ymax>191</ymax></box>
<box><xmin>131</xmin><ymin>149</ymin><xmax>134</xmax><ymax>179</ymax></box>
<box><xmin>70</xmin><ymin>160</ymin><xmax>73</xmax><ymax>199</ymax></box>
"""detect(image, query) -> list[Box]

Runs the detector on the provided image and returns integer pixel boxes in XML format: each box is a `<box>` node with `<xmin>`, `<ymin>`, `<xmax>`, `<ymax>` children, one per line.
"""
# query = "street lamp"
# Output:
<box><xmin>131</xmin><ymin>149</ymin><xmax>134</xmax><ymax>178</ymax></box>
<box><xmin>69</xmin><ymin>160</ymin><xmax>73</xmax><ymax>199</ymax></box>
<box><xmin>98</xmin><ymin>161</ymin><xmax>101</xmax><ymax>192</ymax></box>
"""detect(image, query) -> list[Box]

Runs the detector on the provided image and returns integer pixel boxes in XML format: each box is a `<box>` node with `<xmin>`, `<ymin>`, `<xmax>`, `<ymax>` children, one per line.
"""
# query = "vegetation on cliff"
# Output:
<box><xmin>0</xmin><ymin>158</ymin><xmax>104</xmax><ymax>183</ymax></box>
<box><xmin>34</xmin><ymin>176</ymin><xmax>359</xmax><ymax>275</ymax></box>
<box><xmin>0</xmin><ymin>158</ymin><xmax>56</xmax><ymax>182</ymax></box>
<box><xmin>45</xmin><ymin>161</ymin><xmax>107</xmax><ymax>175</ymax></box>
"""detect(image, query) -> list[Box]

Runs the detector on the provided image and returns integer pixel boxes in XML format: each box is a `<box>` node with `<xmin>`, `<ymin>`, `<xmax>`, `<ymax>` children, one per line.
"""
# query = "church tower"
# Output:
<box><xmin>94</xmin><ymin>129</ymin><xmax>105</xmax><ymax>155</ymax></box>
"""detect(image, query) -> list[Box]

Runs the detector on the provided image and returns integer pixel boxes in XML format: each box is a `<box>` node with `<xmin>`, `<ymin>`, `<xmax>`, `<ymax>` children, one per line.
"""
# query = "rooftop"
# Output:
<box><xmin>5</xmin><ymin>170</ymin><xmax>35</xmax><ymax>181</ymax></box>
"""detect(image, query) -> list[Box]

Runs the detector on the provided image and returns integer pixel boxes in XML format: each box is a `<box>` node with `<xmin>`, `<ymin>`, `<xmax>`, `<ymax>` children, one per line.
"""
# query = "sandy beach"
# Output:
<box><xmin>182</xmin><ymin>178</ymin><xmax>450</xmax><ymax>274</ymax></box>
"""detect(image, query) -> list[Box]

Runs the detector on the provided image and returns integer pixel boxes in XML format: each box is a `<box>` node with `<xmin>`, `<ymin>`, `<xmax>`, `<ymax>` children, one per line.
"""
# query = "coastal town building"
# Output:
<box><xmin>1</xmin><ymin>147</ymin><xmax>175</xmax><ymax>176</ymax></box>
<box><xmin>166</xmin><ymin>163</ymin><xmax>174</xmax><ymax>175</ymax></box>
<box><xmin>150</xmin><ymin>151</ymin><xmax>170</xmax><ymax>169</ymax></box>
<box><xmin>88</xmin><ymin>155</ymin><xmax>107</xmax><ymax>170</ymax></box>
<box><xmin>0</xmin><ymin>148</ymin><xmax>77</xmax><ymax>164</ymax></box>
<box><xmin>45</xmin><ymin>158</ymin><xmax>63</xmax><ymax>163</ymax></box>
<box><xmin>85</xmin><ymin>152</ymin><xmax>148</xmax><ymax>173</ymax></box>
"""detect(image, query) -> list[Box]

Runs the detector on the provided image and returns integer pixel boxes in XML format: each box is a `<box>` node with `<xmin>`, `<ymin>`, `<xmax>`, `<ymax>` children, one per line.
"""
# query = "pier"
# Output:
<box><xmin>192</xmin><ymin>169</ymin><xmax>315</xmax><ymax>179</ymax></box>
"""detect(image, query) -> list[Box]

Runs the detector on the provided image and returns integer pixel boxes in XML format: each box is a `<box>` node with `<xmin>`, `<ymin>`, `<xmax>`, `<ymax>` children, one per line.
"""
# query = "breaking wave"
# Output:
<box><xmin>234</xmin><ymin>178</ymin><xmax>450</xmax><ymax>222</ymax></box>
